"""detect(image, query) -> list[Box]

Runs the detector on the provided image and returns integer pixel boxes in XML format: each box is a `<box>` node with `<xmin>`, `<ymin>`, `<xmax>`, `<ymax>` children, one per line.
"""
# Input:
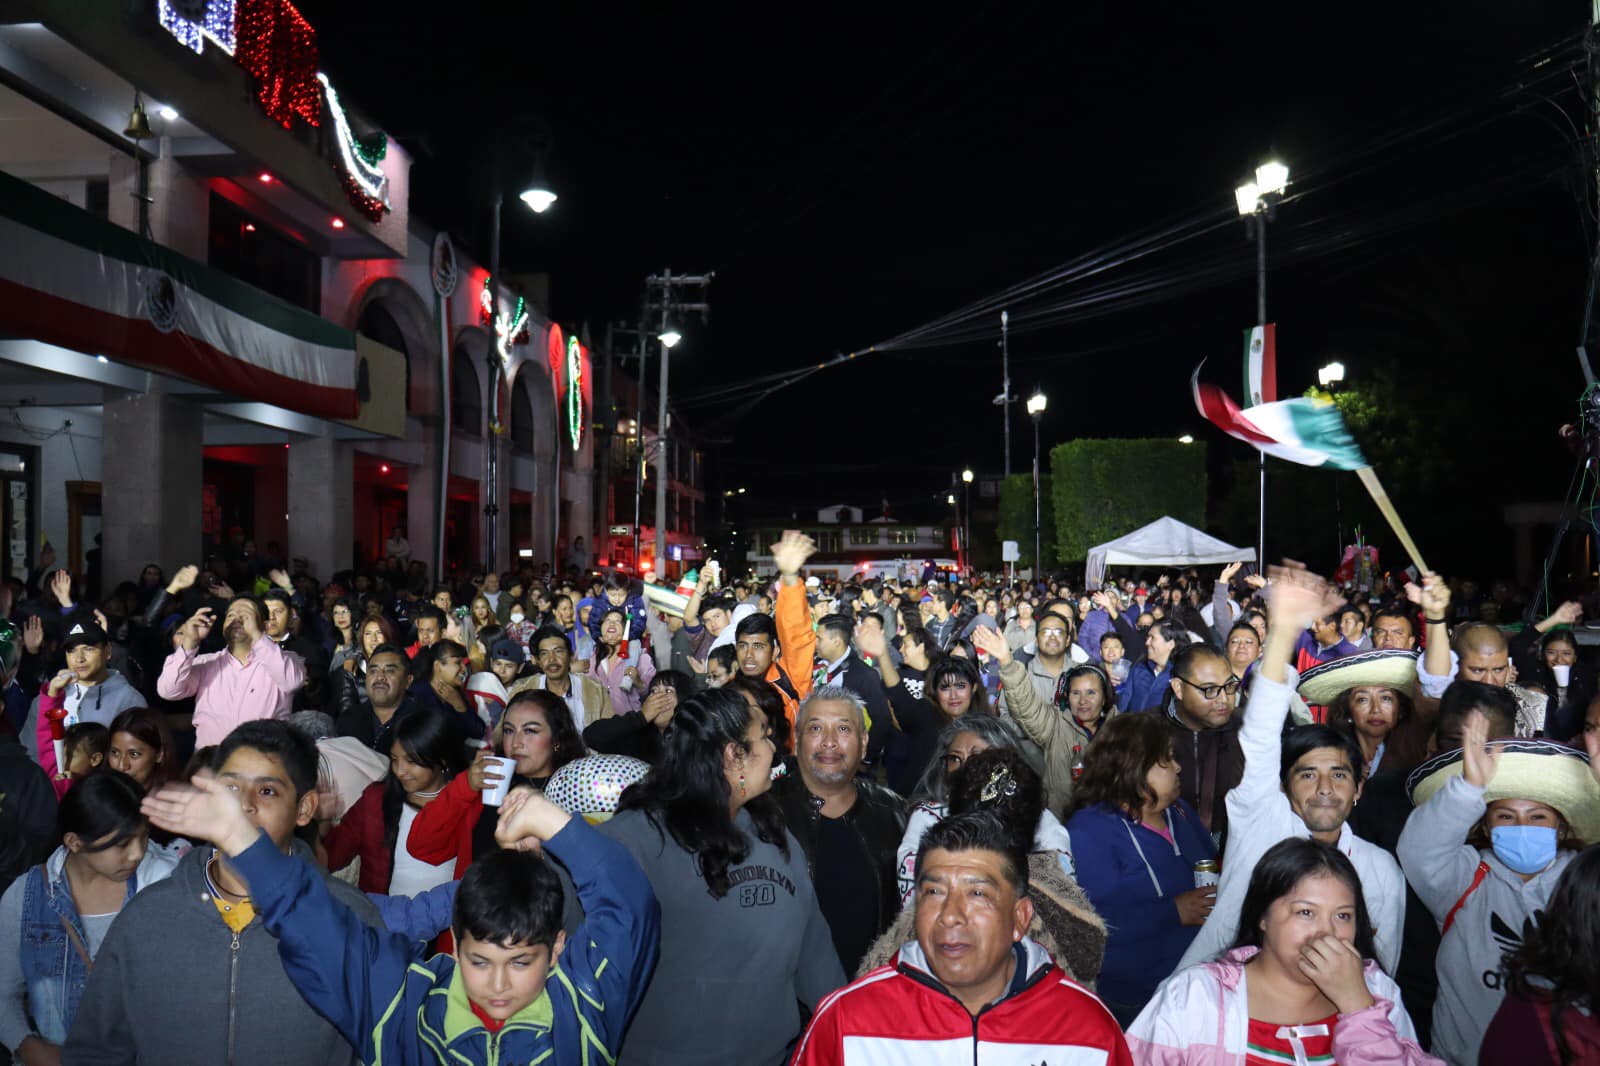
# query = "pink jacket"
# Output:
<box><xmin>157</xmin><ymin>637</ymin><xmax>306</xmax><ymax>746</ymax></box>
<box><xmin>1125</xmin><ymin>947</ymin><xmax>1441</xmax><ymax>1066</ymax></box>
<box><xmin>35</xmin><ymin>688</ymin><xmax>68</xmax><ymax>800</ymax></box>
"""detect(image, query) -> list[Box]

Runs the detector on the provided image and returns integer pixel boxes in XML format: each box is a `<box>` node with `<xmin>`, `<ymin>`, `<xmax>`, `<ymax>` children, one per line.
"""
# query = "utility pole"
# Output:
<box><xmin>1255</xmin><ymin>218</ymin><xmax>1266</xmax><ymax>568</ymax></box>
<box><xmin>644</xmin><ymin>269</ymin><xmax>712</xmax><ymax>579</ymax></box>
<box><xmin>1001</xmin><ymin>310</ymin><xmax>1012</xmax><ymax>476</ymax></box>
<box><xmin>485</xmin><ymin>185</ymin><xmax>502</xmax><ymax>572</ymax></box>
<box><xmin>631</xmin><ymin>304</ymin><xmax>648</xmax><ymax>573</ymax></box>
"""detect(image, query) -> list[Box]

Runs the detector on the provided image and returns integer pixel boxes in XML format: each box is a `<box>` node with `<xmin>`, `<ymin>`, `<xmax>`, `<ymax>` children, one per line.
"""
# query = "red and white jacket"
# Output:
<box><xmin>790</xmin><ymin>938</ymin><xmax>1132</xmax><ymax>1065</ymax></box>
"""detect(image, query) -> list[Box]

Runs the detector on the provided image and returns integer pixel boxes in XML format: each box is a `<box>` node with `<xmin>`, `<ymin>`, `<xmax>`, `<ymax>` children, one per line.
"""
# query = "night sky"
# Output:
<box><xmin>303</xmin><ymin>4</ymin><xmax>1593</xmax><ymax>576</ymax></box>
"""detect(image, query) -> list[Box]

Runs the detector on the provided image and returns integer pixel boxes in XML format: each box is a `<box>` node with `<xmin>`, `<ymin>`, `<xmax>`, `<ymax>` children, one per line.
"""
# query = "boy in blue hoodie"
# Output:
<box><xmin>142</xmin><ymin>777</ymin><xmax>660</xmax><ymax>1065</ymax></box>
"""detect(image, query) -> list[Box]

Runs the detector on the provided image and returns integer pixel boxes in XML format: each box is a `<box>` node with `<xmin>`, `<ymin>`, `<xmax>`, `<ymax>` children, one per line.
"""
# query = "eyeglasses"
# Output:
<box><xmin>1174</xmin><ymin>675</ymin><xmax>1241</xmax><ymax>700</ymax></box>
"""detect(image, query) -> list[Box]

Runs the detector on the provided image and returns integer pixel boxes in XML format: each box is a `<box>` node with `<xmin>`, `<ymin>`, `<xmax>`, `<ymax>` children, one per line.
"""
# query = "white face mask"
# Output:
<box><xmin>510</xmin><ymin>611</ymin><xmax>525</xmax><ymax>623</ymax></box>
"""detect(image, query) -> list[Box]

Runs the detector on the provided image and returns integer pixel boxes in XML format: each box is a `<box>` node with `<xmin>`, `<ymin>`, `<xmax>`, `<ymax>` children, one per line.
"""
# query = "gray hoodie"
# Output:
<box><xmin>63</xmin><ymin>840</ymin><xmax>381</xmax><ymax>1066</ymax></box>
<box><xmin>600</xmin><ymin>807</ymin><xmax>845</xmax><ymax>1066</ymax></box>
<box><xmin>1397</xmin><ymin>774</ymin><xmax>1573</xmax><ymax>1066</ymax></box>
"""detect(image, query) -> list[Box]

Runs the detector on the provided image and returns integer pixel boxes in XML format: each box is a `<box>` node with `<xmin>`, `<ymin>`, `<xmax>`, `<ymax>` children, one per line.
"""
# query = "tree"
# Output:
<box><xmin>997</xmin><ymin>473</ymin><xmax>1057</xmax><ymax>569</ymax></box>
<box><xmin>1051</xmin><ymin>439</ymin><xmax>1207</xmax><ymax>561</ymax></box>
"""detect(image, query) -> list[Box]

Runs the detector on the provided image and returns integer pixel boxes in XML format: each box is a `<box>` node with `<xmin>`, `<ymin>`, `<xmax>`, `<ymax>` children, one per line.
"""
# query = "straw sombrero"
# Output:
<box><xmin>1296</xmin><ymin>649</ymin><xmax>1418</xmax><ymax>706</ymax></box>
<box><xmin>1406</xmin><ymin>739</ymin><xmax>1600</xmax><ymax>846</ymax></box>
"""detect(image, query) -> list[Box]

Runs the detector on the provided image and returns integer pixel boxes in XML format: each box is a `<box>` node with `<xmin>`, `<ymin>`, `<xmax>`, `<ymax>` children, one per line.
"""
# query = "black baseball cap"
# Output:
<box><xmin>63</xmin><ymin>621</ymin><xmax>109</xmax><ymax>650</ymax></box>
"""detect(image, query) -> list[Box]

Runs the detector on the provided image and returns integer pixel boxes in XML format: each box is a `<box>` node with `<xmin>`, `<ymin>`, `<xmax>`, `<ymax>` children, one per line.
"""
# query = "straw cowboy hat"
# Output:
<box><xmin>1296</xmin><ymin>649</ymin><xmax>1418</xmax><ymax>706</ymax></box>
<box><xmin>1407</xmin><ymin>738</ymin><xmax>1600</xmax><ymax>845</ymax></box>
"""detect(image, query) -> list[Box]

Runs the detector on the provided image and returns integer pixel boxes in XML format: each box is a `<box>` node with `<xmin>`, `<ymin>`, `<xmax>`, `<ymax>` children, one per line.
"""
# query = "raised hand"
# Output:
<box><xmin>168</xmin><ymin>564</ymin><xmax>199</xmax><ymax>594</ymax></box>
<box><xmin>1219</xmin><ymin>562</ymin><xmax>1242</xmax><ymax>584</ymax></box>
<box><xmin>771</xmin><ymin>530</ymin><xmax>817</xmax><ymax>578</ymax></box>
<box><xmin>49</xmin><ymin>570</ymin><xmax>72</xmax><ymax>608</ymax></box>
<box><xmin>970</xmin><ymin>624</ymin><xmax>1011</xmax><ymax>665</ymax></box>
<box><xmin>1418</xmin><ymin>572</ymin><xmax>1450</xmax><ymax>620</ymax></box>
<box><xmin>210</xmin><ymin>580</ymin><xmax>234</xmax><ymax>601</ymax></box>
<box><xmin>22</xmin><ymin>616</ymin><xmax>43</xmax><ymax>655</ymax></box>
<box><xmin>853</xmin><ymin>621</ymin><xmax>888</xmax><ymax>662</ymax></box>
<box><xmin>268</xmin><ymin>568</ymin><xmax>293</xmax><ymax>591</ymax></box>
<box><xmin>1297</xmin><ymin>934</ymin><xmax>1375</xmax><ymax>1015</ymax></box>
<box><xmin>494</xmin><ymin>786</ymin><xmax>572</xmax><ymax>852</ymax></box>
<box><xmin>1460</xmin><ymin>710</ymin><xmax>1501</xmax><ymax>789</ymax></box>
<box><xmin>93</xmin><ymin>609</ymin><xmax>109</xmax><ymax>634</ymax></box>
<box><xmin>141</xmin><ymin>773</ymin><xmax>259</xmax><ymax>856</ymax></box>
<box><xmin>1244</xmin><ymin>573</ymin><xmax>1267</xmax><ymax>589</ymax></box>
<box><xmin>1545</xmin><ymin>601</ymin><xmax>1584</xmax><ymax>630</ymax></box>
<box><xmin>1266</xmin><ymin>562</ymin><xmax>1345</xmax><ymax>633</ymax></box>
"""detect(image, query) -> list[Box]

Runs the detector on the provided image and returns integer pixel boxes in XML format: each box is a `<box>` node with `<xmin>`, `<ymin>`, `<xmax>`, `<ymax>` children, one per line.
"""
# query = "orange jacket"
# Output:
<box><xmin>765</xmin><ymin>580</ymin><xmax>816</xmax><ymax>727</ymax></box>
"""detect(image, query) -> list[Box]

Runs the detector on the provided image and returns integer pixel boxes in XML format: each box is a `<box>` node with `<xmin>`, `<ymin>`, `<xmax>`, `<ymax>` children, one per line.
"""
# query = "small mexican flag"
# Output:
<box><xmin>1193</xmin><ymin>366</ymin><xmax>1366</xmax><ymax>470</ymax></box>
<box><xmin>1243</xmin><ymin>324</ymin><xmax>1277</xmax><ymax>407</ymax></box>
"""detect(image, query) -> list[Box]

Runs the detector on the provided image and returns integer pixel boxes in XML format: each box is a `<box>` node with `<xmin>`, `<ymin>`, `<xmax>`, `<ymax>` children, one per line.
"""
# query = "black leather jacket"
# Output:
<box><xmin>773</xmin><ymin>773</ymin><xmax>908</xmax><ymax>941</ymax></box>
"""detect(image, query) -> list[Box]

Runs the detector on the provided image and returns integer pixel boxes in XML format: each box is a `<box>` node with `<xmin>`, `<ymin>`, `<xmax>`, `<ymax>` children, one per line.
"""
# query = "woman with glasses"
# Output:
<box><xmin>891</xmin><ymin>714</ymin><xmax>1072</xmax><ymax>905</ymax></box>
<box><xmin>1066</xmin><ymin>712</ymin><xmax>1218</xmax><ymax>1026</ymax></box>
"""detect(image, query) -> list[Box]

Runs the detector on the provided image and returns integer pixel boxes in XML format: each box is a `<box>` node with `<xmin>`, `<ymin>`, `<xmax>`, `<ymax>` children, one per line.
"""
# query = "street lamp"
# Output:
<box><xmin>518</xmin><ymin>152</ymin><xmax>557</xmax><ymax>213</ymax></box>
<box><xmin>1318</xmin><ymin>361</ymin><xmax>1346</xmax><ymax>388</ymax></box>
<box><xmin>1178</xmin><ymin>434</ymin><xmax>1195</xmax><ymax>444</ymax></box>
<box><xmin>1235</xmin><ymin>156</ymin><xmax>1289</xmax><ymax>571</ymax></box>
<box><xmin>484</xmin><ymin>157</ymin><xmax>558</xmax><ymax>572</ymax></box>
<box><xmin>1026</xmin><ymin>391</ymin><xmax>1046</xmax><ymax>577</ymax></box>
<box><xmin>659</xmin><ymin>328</ymin><xmax>682</xmax><ymax>349</ymax></box>
<box><xmin>960</xmin><ymin>469</ymin><xmax>974</xmax><ymax>576</ymax></box>
<box><xmin>1317</xmin><ymin>361</ymin><xmax>1349</xmax><ymax>557</ymax></box>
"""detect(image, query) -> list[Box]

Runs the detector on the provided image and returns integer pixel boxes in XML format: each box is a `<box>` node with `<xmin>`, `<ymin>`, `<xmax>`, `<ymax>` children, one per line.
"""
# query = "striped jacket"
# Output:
<box><xmin>790</xmin><ymin>937</ymin><xmax>1131</xmax><ymax>1065</ymax></box>
<box><xmin>230</xmin><ymin>815</ymin><xmax>660</xmax><ymax>1066</ymax></box>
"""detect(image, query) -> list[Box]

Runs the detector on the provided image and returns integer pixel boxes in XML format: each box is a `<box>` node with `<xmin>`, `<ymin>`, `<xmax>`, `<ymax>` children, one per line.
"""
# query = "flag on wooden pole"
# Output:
<box><xmin>1192</xmin><ymin>364</ymin><xmax>1428</xmax><ymax>572</ymax></box>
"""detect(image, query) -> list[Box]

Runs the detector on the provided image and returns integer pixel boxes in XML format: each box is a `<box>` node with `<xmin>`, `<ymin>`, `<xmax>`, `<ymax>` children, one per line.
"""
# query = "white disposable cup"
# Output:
<box><xmin>480</xmin><ymin>755</ymin><xmax>517</xmax><ymax>807</ymax></box>
<box><xmin>1554</xmin><ymin>664</ymin><xmax>1572</xmax><ymax>687</ymax></box>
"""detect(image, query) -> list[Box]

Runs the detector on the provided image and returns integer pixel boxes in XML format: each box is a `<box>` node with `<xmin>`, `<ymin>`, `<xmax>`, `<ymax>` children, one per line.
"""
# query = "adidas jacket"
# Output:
<box><xmin>1126</xmin><ymin>947</ymin><xmax>1438</xmax><ymax>1065</ymax></box>
<box><xmin>1397</xmin><ymin>774</ymin><xmax>1574</xmax><ymax>1066</ymax></box>
<box><xmin>790</xmin><ymin>937</ymin><xmax>1132</xmax><ymax>1065</ymax></box>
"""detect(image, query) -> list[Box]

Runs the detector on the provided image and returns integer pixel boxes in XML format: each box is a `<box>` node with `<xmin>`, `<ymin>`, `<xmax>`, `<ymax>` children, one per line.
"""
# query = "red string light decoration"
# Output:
<box><xmin>236</xmin><ymin>0</ymin><xmax>320</xmax><ymax>130</ymax></box>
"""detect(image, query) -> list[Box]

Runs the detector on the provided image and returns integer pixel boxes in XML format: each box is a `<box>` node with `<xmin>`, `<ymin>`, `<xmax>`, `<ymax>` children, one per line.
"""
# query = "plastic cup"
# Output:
<box><xmin>1554</xmin><ymin>664</ymin><xmax>1572</xmax><ymax>687</ymax></box>
<box><xmin>480</xmin><ymin>755</ymin><xmax>517</xmax><ymax>807</ymax></box>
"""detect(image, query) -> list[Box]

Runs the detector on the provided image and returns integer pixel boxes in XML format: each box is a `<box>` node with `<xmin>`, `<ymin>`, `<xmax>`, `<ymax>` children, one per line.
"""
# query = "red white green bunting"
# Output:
<box><xmin>0</xmin><ymin>169</ymin><xmax>358</xmax><ymax>419</ymax></box>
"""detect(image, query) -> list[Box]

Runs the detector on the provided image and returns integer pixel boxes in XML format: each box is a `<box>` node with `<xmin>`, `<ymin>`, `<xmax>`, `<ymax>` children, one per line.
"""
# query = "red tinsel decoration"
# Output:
<box><xmin>236</xmin><ymin>0</ymin><xmax>320</xmax><ymax>130</ymax></box>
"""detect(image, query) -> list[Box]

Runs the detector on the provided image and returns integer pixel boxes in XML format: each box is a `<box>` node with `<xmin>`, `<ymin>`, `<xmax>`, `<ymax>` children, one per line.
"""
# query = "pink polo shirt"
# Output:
<box><xmin>157</xmin><ymin>636</ymin><xmax>307</xmax><ymax>747</ymax></box>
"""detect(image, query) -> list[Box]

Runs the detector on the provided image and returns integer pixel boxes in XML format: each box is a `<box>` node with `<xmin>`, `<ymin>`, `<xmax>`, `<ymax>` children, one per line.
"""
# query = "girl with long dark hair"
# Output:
<box><xmin>1128</xmin><ymin>838</ymin><xmax>1436</xmax><ymax>1064</ymax></box>
<box><xmin>320</xmin><ymin>708</ymin><xmax>468</xmax><ymax>894</ymax></box>
<box><xmin>602</xmin><ymin>688</ymin><xmax>843</xmax><ymax>1066</ymax></box>
<box><xmin>0</xmin><ymin>772</ymin><xmax>177</xmax><ymax>1058</ymax></box>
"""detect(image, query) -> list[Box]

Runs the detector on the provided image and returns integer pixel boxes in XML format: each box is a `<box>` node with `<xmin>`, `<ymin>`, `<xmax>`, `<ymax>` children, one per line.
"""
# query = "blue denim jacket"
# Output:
<box><xmin>18</xmin><ymin>844</ymin><xmax>177</xmax><ymax>1043</ymax></box>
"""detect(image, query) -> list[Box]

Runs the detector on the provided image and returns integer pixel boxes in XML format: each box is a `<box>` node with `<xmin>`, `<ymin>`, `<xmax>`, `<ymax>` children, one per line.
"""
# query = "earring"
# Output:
<box><xmin>738</xmin><ymin>773</ymin><xmax>747</xmax><ymax>799</ymax></box>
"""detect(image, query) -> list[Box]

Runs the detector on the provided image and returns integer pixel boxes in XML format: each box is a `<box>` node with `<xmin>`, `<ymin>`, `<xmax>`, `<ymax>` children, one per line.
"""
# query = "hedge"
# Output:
<box><xmin>1050</xmin><ymin>439</ymin><xmax>1208</xmax><ymax>561</ymax></box>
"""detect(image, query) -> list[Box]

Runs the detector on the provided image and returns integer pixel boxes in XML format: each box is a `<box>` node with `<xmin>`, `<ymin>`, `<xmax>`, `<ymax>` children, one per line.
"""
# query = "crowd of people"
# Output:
<box><xmin>0</xmin><ymin>531</ymin><xmax>1595</xmax><ymax>1064</ymax></box>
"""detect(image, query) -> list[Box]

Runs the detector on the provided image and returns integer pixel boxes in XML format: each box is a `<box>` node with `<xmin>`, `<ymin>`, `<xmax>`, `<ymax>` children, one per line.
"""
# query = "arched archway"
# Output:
<box><xmin>350</xmin><ymin>277</ymin><xmax>437</xmax><ymax>418</ymax></box>
<box><xmin>508</xmin><ymin>360</ymin><xmax>559</xmax><ymax>564</ymax></box>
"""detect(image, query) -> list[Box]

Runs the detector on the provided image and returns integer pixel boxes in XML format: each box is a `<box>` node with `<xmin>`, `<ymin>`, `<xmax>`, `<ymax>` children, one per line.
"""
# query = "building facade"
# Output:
<box><xmin>746</xmin><ymin>505</ymin><xmax>957</xmax><ymax>582</ymax></box>
<box><xmin>0</xmin><ymin>0</ymin><xmax>594</xmax><ymax>590</ymax></box>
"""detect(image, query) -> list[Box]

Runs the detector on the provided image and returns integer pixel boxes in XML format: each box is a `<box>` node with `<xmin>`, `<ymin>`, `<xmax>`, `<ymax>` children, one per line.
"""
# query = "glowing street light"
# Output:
<box><xmin>659</xmin><ymin>329</ymin><xmax>683</xmax><ymax>349</ymax></box>
<box><xmin>1178</xmin><ymin>434</ymin><xmax>1195</xmax><ymax>444</ymax></box>
<box><xmin>1318</xmin><ymin>361</ymin><xmax>1347</xmax><ymax>387</ymax></box>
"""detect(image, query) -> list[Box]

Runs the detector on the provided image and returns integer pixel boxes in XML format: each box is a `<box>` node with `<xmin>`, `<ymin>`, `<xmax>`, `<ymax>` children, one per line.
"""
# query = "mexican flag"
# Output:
<box><xmin>1243</xmin><ymin>324</ymin><xmax>1277</xmax><ymax>406</ymax></box>
<box><xmin>1192</xmin><ymin>366</ymin><xmax>1366</xmax><ymax>470</ymax></box>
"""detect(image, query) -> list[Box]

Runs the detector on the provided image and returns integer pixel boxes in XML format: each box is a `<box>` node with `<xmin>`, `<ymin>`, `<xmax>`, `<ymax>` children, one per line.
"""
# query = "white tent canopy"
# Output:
<box><xmin>1085</xmin><ymin>516</ymin><xmax>1255</xmax><ymax>589</ymax></box>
